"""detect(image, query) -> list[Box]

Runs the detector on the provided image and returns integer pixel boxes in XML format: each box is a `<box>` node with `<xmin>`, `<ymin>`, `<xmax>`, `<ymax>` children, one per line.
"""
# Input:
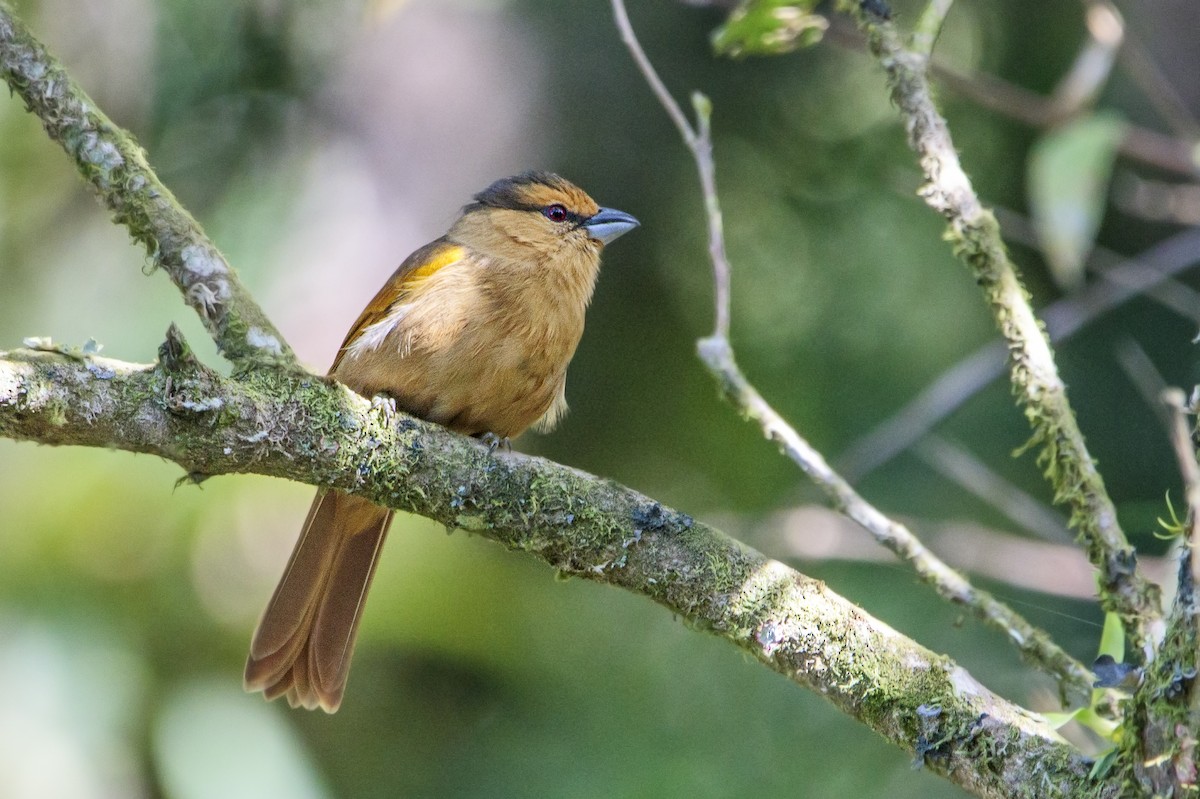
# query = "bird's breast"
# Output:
<box><xmin>335</xmin><ymin>258</ymin><xmax>589</xmax><ymax>438</ymax></box>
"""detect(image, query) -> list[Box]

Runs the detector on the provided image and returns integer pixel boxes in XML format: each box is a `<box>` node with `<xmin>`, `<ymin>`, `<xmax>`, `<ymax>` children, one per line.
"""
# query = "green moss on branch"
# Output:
<box><xmin>0</xmin><ymin>340</ymin><xmax>1105</xmax><ymax>798</ymax></box>
<box><xmin>838</xmin><ymin>2</ymin><xmax>1162</xmax><ymax>657</ymax></box>
<box><xmin>0</xmin><ymin>2</ymin><xmax>295</xmax><ymax>369</ymax></box>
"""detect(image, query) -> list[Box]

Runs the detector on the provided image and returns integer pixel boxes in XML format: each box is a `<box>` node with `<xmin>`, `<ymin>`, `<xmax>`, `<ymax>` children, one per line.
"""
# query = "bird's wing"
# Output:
<box><xmin>330</xmin><ymin>237</ymin><xmax>466</xmax><ymax>372</ymax></box>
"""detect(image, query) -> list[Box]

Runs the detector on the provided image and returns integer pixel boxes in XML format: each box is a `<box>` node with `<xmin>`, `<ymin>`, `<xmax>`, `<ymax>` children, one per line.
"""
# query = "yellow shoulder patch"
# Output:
<box><xmin>330</xmin><ymin>240</ymin><xmax>466</xmax><ymax>372</ymax></box>
<box><xmin>404</xmin><ymin>244</ymin><xmax>466</xmax><ymax>284</ymax></box>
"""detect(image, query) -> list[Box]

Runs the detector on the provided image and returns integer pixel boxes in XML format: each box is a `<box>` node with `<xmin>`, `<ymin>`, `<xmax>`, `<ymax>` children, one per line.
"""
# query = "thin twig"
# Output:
<box><xmin>611</xmin><ymin>0</ymin><xmax>1093</xmax><ymax>699</ymax></box>
<box><xmin>824</xmin><ymin>17</ymin><xmax>1200</xmax><ymax>178</ymax></box>
<box><xmin>698</xmin><ymin>337</ymin><xmax>1095</xmax><ymax>697</ymax></box>
<box><xmin>1113</xmin><ymin>338</ymin><xmax>1172</xmax><ymax>433</ymax></box>
<box><xmin>1045</xmin><ymin>2</ymin><xmax>1122</xmax><ymax>119</ymax></box>
<box><xmin>613</xmin><ymin>0</ymin><xmax>696</xmax><ymax>145</ymax></box>
<box><xmin>0</xmin><ymin>2</ymin><xmax>296</xmax><ymax>369</ymax></box>
<box><xmin>913</xmin><ymin>435</ymin><xmax>1071</xmax><ymax>544</ymax></box>
<box><xmin>839</xmin><ymin>225</ymin><xmax>1200</xmax><ymax>481</ymax></box>
<box><xmin>611</xmin><ymin>0</ymin><xmax>729</xmax><ymax>339</ymax></box>
<box><xmin>1128</xmin><ymin>387</ymin><xmax>1200</xmax><ymax>793</ymax></box>
<box><xmin>1119</xmin><ymin>31</ymin><xmax>1200</xmax><ymax>142</ymax></box>
<box><xmin>910</xmin><ymin>0</ymin><xmax>954</xmax><ymax>59</ymax></box>
<box><xmin>762</xmin><ymin>505</ymin><xmax>1173</xmax><ymax>601</ymax></box>
<box><xmin>992</xmin><ymin>204</ymin><xmax>1200</xmax><ymax>327</ymax></box>
<box><xmin>845</xmin><ymin>5</ymin><xmax>1162</xmax><ymax>655</ymax></box>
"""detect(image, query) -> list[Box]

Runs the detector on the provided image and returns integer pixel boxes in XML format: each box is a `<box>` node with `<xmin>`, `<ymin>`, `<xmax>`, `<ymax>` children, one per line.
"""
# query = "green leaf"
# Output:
<box><xmin>712</xmin><ymin>0</ymin><xmax>828</xmax><ymax>57</ymax></box>
<box><xmin>1027</xmin><ymin>111</ymin><xmax>1128</xmax><ymax>291</ymax></box>
<box><xmin>1074</xmin><ymin>707</ymin><xmax>1120</xmax><ymax>741</ymax></box>
<box><xmin>1041</xmin><ymin>706</ymin><xmax>1119</xmax><ymax>741</ymax></box>
<box><xmin>1097</xmin><ymin>611</ymin><xmax>1125</xmax><ymax>662</ymax></box>
<box><xmin>1040</xmin><ymin>708</ymin><xmax>1082</xmax><ymax>730</ymax></box>
<box><xmin>1089</xmin><ymin>746</ymin><xmax>1118</xmax><ymax>780</ymax></box>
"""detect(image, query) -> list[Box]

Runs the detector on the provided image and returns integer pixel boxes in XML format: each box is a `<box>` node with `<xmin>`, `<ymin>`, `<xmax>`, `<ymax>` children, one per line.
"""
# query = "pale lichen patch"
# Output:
<box><xmin>181</xmin><ymin>243</ymin><xmax>227</xmax><ymax>277</ymax></box>
<box><xmin>246</xmin><ymin>327</ymin><xmax>283</xmax><ymax>357</ymax></box>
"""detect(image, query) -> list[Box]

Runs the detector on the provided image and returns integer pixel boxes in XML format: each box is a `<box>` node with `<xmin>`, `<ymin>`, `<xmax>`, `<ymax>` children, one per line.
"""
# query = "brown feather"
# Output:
<box><xmin>244</xmin><ymin>491</ymin><xmax>391</xmax><ymax>713</ymax></box>
<box><xmin>330</xmin><ymin>238</ymin><xmax>464</xmax><ymax>374</ymax></box>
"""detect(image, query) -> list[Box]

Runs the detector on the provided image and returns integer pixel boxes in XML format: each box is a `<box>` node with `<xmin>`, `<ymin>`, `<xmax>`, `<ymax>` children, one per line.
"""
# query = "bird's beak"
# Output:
<box><xmin>583</xmin><ymin>207</ymin><xmax>640</xmax><ymax>244</ymax></box>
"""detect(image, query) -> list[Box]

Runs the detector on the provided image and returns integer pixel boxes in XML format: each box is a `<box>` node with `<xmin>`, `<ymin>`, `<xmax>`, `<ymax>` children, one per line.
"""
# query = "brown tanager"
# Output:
<box><xmin>244</xmin><ymin>172</ymin><xmax>639</xmax><ymax>712</ymax></box>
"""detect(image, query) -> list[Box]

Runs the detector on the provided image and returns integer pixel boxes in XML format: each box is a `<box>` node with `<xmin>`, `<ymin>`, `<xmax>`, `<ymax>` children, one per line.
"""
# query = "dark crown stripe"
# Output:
<box><xmin>463</xmin><ymin>171</ymin><xmax>570</xmax><ymax>214</ymax></box>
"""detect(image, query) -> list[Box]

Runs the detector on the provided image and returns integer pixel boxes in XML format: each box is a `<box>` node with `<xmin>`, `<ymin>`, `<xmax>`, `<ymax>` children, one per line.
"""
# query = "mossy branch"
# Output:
<box><xmin>0</xmin><ymin>0</ymin><xmax>1152</xmax><ymax>793</ymax></box>
<box><xmin>1122</xmin><ymin>390</ymin><xmax>1200</xmax><ymax>794</ymax></box>
<box><xmin>0</xmin><ymin>335</ymin><xmax>1111</xmax><ymax>799</ymax></box>
<box><xmin>0</xmin><ymin>2</ymin><xmax>296</xmax><ymax>370</ymax></box>
<box><xmin>839</xmin><ymin>1</ymin><xmax>1163</xmax><ymax>657</ymax></box>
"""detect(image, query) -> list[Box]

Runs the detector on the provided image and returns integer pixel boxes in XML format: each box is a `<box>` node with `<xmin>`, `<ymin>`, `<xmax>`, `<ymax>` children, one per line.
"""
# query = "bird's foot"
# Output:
<box><xmin>371</xmin><ymin>394</ymin><xmax>398</xmax><ymax>421</ymax></box>
<box><xmin>479</xmin><ymin>432</ymin><xmax>511</xmax><ymax>454</ymax></box>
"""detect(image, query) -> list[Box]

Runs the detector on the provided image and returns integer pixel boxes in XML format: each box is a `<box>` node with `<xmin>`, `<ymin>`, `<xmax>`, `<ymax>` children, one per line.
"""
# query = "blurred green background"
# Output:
<box><xmin>2</xmin><ymin>0</ymin><xmax>1198</xmax><ymax>796</ymax></box>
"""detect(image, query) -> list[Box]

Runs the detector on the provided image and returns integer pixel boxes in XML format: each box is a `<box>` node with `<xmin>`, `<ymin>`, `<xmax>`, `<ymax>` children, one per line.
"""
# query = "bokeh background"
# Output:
<box><xmin>2</xmin><ymin>0</ymin><xmax>1199</xmax><ymax>796</ymax></box>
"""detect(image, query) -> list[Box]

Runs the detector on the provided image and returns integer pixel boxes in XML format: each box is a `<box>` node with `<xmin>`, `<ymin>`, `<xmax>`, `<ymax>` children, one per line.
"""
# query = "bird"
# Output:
<box><xmin>244</xmin><ymin>171</ymin><xmax>639</xmax><ymax>712</ymax></box>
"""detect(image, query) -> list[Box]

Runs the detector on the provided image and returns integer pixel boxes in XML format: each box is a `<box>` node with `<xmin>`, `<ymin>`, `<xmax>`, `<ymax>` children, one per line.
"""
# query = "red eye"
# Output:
<box><xmin>543</xmin><ymin>204</ymin><xmax>568</xmax><ymax>222</ymax></box>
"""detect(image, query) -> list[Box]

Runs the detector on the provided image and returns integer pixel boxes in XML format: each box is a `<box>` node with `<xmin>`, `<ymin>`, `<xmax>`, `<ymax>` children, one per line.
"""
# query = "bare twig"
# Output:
<box><xmin>913</xmin><ymin>435</ymin><xmax>1071</xmax><ymax>545</ymax></box>
<box><xmin>761</xmin><ymin>505</ymin><xmax>1172</xmax><ymax>601</ymax></box>
<box><xmin>910</xmin><ymin>0</ymin><xmax>954</xmax><ymax>59</ymax></box>
<box><xmin>992</xmin><ymin>204</ymin><xmax>1200</xmax><ymax>328</ymax></box>
<box><xmin>611</xmin><ymin>0</ymin><xmax>729</xmax><ymax>339</ymax></box>
<box><xmin>843</xmin><ymin>5</ymin><xmax>1162</xmax><ymax>654</ymax></box>
<box><xmin>1110</xmin><ymin>345</ymin><xmax>1199</xmax><ymax>790</ymax></box>
<box><xmin>0</xmin><ymin>2</ymin><xmax>296</xmax><ymax>369</ymax></box>
<box><xmin>611</xmin><ymin>0</ymin><xmax>1093</xmax><ymax>700</ymax></box>
<box><xmin>1112</xmin><ymin>172</ymin><xmax>1200</xmax><ymax>227</ymax></box>
<box><xmin>1113</xmin><ymin>338</ymin><xmax>1172</xmax><ymax>432</ymax></box>
<box><xmin>839</xmin><ymin>225</ymin><xmax>1200</xmax><ymax>481</ymax></box>
<box><xmin>1045</xmin><ymin>3</ymin><xmax>1123</xmax><ymax>120</ymax></box>
<box><xmin>697</xmin><ymin>337</ymin><xmax>1094</xmax><ymax>698</ymax></box>
<box><xmin>1163</xmin><ymin>389</ymin><xmax>1200</xmax><ymax>591</ymax></box>
<box><xmin>1119</xmin><ymin>31</ymin><xmax>1200</xmax><ymax>142</ymax></box>
<box><xmin>825</xmin><ymin>17</ymin><xmax>1200</xmax><ymax>178</ymax></box>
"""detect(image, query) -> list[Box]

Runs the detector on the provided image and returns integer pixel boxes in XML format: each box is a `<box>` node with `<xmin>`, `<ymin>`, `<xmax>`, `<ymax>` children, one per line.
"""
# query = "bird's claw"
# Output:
<box><xmin>480</xmin><ymin>432</ymin><xmax>511</xmax><ymax>454</ymax></box>
<box><xmin>371</xmin><ymin>395</ymin><xmax>398</xmax><ymax>421</ymax></box>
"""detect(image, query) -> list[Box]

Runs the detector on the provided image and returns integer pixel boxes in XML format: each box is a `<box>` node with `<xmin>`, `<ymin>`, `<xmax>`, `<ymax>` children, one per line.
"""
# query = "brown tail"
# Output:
<box><xmin>244</xmin><ymin>490</ymin><xmax>392</xmax><ymax>713</ymax></box>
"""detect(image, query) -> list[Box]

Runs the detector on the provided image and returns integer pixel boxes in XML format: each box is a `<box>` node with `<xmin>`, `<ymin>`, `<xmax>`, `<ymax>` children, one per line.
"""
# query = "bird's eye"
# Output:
<box><xmin>542</xmin><ymin>204</ymin><xmax>568</xmax><ymax>223</ymax></box>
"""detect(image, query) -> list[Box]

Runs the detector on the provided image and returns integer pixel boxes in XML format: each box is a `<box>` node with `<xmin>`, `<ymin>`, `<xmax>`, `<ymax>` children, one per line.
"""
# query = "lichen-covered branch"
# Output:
<box><xmin>697</xmin><ymin>338</ymin><xmax>1094</xmax><ymax>700</ymax></box>
<box><xmin>611</xmin><ymin>0</ymin><xmax>1092</xmax><ymax>701</ymax></box>
<box><xmin>1123</xmin><ymin>391</ymin><xmax>1200</xmax><ymax>794</ymax></box>
<box><xmin>0</xmin><ymin>336</ymin><xmax>1113</xmax><ymax>798</ymax></box>
<box><xmin>840</xmin><ymin>1</ymin><xmax>1163</xmax><ymax>657</ymax></box>
<box><xmin>0</xmin><ymin>2</ymin><xmax>296</xmax><ymax>369</ymax></box>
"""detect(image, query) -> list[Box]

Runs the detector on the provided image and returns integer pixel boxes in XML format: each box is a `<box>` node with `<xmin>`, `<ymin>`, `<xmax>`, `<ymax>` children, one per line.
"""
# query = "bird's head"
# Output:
<box><xmin>450</xmin><ymin>171</ymin><xmax>639</xmax><ymax>262</ymax></box>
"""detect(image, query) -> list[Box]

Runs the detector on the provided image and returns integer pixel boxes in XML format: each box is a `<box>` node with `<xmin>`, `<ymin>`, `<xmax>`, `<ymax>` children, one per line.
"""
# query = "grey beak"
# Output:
<box><xmin>583</xmin><ymin>207</ymin><xmax>639</xmax><ymax>244</ymax></box>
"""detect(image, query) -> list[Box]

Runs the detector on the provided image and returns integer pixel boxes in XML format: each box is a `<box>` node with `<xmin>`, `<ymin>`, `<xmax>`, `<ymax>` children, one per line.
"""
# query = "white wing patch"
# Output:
<box><xmin>345</xmin><ymin>303</ymin><xmax>413</xmax><ymax>360</ymax></box>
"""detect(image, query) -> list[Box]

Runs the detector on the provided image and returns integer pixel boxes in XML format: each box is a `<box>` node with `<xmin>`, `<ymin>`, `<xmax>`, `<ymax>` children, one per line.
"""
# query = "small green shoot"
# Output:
<box><xmin>1155</xmin><ymin>489</ymin><xmax>1187</xmax><ymax>540</ymax></box>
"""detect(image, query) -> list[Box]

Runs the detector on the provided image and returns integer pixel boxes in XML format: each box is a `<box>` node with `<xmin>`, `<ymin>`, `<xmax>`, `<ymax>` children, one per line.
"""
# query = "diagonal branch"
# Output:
<box><xmin>0</xmin><ymin>337</ymin><xmax>1108</xmax><ymax>799</ymax></box>
<box><xmin>842</xmin><ymin>2</ymin><xmax>1163</xmax><ymax>657</ymax></box>
<box><xmin>0</xmin><ymin>2</ymin><xmax>296</xmax><ymax>369</ymax></box>
<box><xmin>838</xmin><ymin>225</ymin><xmax>1200</xmax><ymax>481</ymax></box>
<box><xmin>911</xmin><ymin>0</ymin><xmax>954</xmax><ymax>58</ymax></box>
<box><xmin>0</xmin><ymin>0</ymin><xmax>1143</xmax><ymax>792</ymax></box>
<box><xmin>611</xmin><ymin>0</ymin><xmax>1093</xmax><ymax>700</ymax></box>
